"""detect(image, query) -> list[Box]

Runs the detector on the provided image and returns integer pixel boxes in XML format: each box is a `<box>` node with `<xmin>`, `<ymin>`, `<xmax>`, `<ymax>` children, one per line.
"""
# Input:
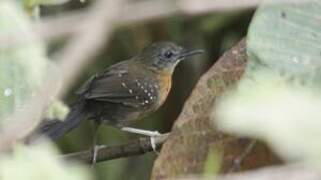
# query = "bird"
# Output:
<box><xmin>40</xmin><ymin>41</ymin><xmax>204</xmax><ymax>162</ymax></box>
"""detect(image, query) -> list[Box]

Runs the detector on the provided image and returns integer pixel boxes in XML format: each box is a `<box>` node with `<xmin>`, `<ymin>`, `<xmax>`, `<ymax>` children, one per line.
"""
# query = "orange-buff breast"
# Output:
<box><xmin>157</xmin><ymin>71</ymin><xmax>172</xmax><ymax>106</ymax></box>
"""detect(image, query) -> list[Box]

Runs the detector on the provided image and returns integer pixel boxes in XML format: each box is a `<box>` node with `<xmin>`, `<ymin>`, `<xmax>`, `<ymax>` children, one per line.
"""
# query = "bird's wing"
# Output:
<box><xmin>76</xmin><ymin>62</ymin><xmax>150</xmax><ymax>108</ymax></box>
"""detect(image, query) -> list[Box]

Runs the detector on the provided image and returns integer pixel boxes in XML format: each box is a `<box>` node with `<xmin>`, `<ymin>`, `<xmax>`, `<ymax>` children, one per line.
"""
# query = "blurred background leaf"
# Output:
<box><xmin>0</xmin><ymin>1</ymin><xmax>48</xmax><ymax>127</ymax></box>
<box><xmin>247</xmin><ymin>0</ymin><xmax>321</xmax><ymax>82</ymax></box>
<box><xmin>0</xmin><ymin>141</ymin><xmax>91</xmax><ymax>180</ymax></box>
<box><xmin>215</xmin><ymin>0</ymin><xmax>321</xmax><ymax>166</ymax></box>
<box><xmin>203</xmin><ymin>146</ymin><xmax>222</xmax><ymax>177</ymax></box>
<box><xmin>46</xmin><ymin>100</ymin><xmax>70</xmax><ymax>120</ymax></box>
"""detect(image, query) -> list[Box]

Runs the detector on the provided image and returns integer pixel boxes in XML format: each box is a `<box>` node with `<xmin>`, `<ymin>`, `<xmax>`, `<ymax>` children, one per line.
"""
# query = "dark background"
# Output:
<box><xmin>41</xmin><ymin>0</ymin><xmax>253</xmax><ymax>179</ymax></box>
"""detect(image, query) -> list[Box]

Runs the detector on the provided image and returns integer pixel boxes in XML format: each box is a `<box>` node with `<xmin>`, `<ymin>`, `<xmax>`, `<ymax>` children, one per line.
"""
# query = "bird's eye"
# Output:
<box><xmin>164</xmin><ymin>50</ymin><xmax>174</xmax><ymax>59</ymax></box>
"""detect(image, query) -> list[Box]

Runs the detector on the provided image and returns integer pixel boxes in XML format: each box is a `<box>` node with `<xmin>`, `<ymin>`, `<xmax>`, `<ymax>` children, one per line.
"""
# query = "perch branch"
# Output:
<box><xmin>62</xmin><ymin>133</ymin><xmax>170</xmax><ymax>163</ymax></box>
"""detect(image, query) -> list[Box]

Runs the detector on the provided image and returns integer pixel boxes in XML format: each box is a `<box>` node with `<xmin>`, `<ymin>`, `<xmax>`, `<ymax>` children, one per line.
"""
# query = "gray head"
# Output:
<box><xmin>136</xmin><ymin>42</ymin><xmax>204</xmax><ymax>72</ymax></box>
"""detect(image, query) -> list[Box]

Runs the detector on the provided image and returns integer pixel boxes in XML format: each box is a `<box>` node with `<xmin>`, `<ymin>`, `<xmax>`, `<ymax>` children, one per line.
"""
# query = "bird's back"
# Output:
<box><xmin>80</xmin><ymin>59</ymin><xmax>171</xmax><ymax>127</ymax></box>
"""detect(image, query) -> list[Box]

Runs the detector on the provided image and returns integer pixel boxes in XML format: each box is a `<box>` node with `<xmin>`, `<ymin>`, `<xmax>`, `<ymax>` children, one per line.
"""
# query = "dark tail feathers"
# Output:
<box><xmin>41</xmin><ymin>100</ymin><xmax>87</xmax><ymax>140</ymax></box>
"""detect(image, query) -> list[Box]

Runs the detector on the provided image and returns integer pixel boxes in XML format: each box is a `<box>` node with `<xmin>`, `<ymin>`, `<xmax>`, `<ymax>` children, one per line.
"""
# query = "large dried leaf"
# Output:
<box><xmin>151</xmin><ymin>40</ymin><xmax>280</xmax><ymax>179</ymax></box>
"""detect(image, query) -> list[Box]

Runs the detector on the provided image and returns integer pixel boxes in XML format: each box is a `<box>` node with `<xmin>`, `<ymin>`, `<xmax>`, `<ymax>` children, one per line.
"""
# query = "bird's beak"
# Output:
<box><xmin>178</xmin><ymin>49</ymin><xmax>204</xmax><ymax>60</ymax></box>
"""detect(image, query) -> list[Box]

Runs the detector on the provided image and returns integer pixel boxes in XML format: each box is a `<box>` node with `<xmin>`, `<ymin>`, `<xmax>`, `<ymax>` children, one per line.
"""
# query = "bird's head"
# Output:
<box><xmin>136</xmin><ymin>42</ymin><xmax>204</xmax><ymax>72</ymax></box>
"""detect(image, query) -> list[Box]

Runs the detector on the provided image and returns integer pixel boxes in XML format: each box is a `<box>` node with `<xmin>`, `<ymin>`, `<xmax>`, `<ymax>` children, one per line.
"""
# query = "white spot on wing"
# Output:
<box><xmin>135</xmin><ymin>79</ymin><xmax>141</xmax><ymax>86</ymax></box>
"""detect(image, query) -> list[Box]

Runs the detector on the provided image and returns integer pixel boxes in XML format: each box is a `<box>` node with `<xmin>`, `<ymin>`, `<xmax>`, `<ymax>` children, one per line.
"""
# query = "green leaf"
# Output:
<box><xmin>203</xmin><ymin>146</ymin><xmax>221</xmax><ymax>177</ymax></box>
<box><xmin>215</xmin><ymin>0</ymin><xmax>321</xmax><ymax>166</ymax></box>
<box><xmin>247</xmin><ymin>0</ymin><xmax>321</xmax><ymax>84</ymax></box>
<box><xmin>45</xmin><ymin>100</ymin><xmax>70</xmax><ymax>120</ymax></box>
<box><xmin>0</xmin><ymin>1</ymin><xmax>48</xmax><ymax>125</ymax></box>
<box><xmin>215</xmin><ymin>72</ymin><xmax>321</xmax><ymax>164</ymax></box>
<box><xmin>0</xmin><ymin>142</ymin><xmax>92</xmax><ymax>180</ymax></box>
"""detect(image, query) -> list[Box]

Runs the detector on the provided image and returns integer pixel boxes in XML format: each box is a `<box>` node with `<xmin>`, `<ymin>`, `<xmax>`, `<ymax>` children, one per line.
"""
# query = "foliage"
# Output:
<box><xmin>46</xmin><ymin>100</ymin><xmax>70</xmax><ymax>120</ymax></box>
<box><xmin>203</xmin><ymin>147</ymin><xmax>222</xmax><ymax>177</ymax></box>
<box><xmin>0</xmin><ymin>142</ymin><xmax>91</xmax><ymax>180</ymax></box>
<box><xmin>0</xmin><ymin>2</ymin><xmax>86</xmax><ymax>180</ymax></box>
<box><xmin>0</xmin><ymin>1</ymin><xmax>48</xmax><ymax>125</ymax></box>
<box><xmin>215</xmin><ymin>0</ymin><xmax>321</xmax><ymax>165</ymax></box>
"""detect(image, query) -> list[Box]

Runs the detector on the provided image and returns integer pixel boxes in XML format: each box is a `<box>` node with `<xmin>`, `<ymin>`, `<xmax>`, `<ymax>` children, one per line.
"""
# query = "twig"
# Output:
<box><xmin>62</xmin><ymin>133</ymin><xmax>170</xmax><ymax>163</ymax></box>
<box><xmin>176</xmin><ymin>0</ymin><xmax>308</xmax><ymax>15</ymax></box>
<box><xmin>0</xmin><ymin>0</ymin><xmax>310</xmax><ymax>47</ymax></box>
<box><xmin>229</xmin><ymin>140</ymin><xmax>257</xmax><ymax>172</ymax></box>
<box><xmin>55</xmin><ymin>0</ymin><xmax>124</xmax><ymax>96</ymax></box>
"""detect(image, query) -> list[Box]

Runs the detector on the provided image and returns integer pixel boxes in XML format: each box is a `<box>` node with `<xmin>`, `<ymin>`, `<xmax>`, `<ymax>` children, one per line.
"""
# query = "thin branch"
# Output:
<box><xmin>176</xmin><ymin>0</ymin><xmax>308</xmax><ymax>15</ymax></box>
<box><xmin>228</xmin><ymin>140</ymin><xmax>257</xmax><ymax>172</ymax></box>
<box><xmin>55</xmin><ymin>0</ymin><xmax>124</xmax><ymax>97</ymax></box>
<box><xmin>62</xmin><ymin>133</ymin><xmax>170</xmax><ymax>163</ymax></box>
<box><xmin>0</xmin><ymin>0</ymin><xmax>310</xmax><ymax>47</ymax></box>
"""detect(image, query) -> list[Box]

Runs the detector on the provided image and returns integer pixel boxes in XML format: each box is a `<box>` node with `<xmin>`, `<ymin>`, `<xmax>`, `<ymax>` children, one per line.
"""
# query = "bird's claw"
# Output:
<box><xmin>121</xmin><ymin>127</ymin><xmax>161</xmax><ymax>153</ymax></box>
<box><xmin>92</xmin><ymin>145</ymin><xmax>98</xmax><ymax>164</ymax></box>
<box><xmin>91</xmin><ymin>145</ymin><xmax>107</xmax><ymax>164</ymax></box>
<box><xmin>150</xmin><ymin>134</ymin><xmax>161</xmax><ymax>154</ymax></box>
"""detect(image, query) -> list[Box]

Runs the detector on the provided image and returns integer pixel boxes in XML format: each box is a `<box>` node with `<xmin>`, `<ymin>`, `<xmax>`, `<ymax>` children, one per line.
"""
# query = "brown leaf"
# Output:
<box><xmin>151</xmin><ymin>39</ymin><xmax>281</xmax><ymax>180</ymax></box>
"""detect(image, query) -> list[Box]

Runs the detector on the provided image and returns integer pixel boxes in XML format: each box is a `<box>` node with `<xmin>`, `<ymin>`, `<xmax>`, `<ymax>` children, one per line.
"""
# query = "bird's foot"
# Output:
<box><xmin>150</xmin><ymin>135</ymin><xmax>160</xmax><ymax>154</ymax></box>
<box><xmin>121</xmin><ymin>127</ymin><xmax>161</xmax><ymax>153</ymax></box>
<box><xmin>91</xmin><ymin>144</ymin><xmax>106</xmax><ymax>164</ymax></box>
<box><xmin>121</xmin><ymin>127</ymin><xmax>161</xmax><ymax>136</ymax></box>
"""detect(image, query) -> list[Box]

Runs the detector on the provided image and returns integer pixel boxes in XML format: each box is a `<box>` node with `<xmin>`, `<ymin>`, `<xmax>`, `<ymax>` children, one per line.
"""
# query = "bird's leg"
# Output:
<box><xmin>121</xmin><ymin>127</ymin><xmax>161</xmax><ymax>136</ymax></box>
<box><xmin>92</xmin><ymin>120</ymin><xmax>101</xmax><ymax>164</ymax></box>
<box><xmin>121</xmin><ymin>127</ymin><xmax>161</xmax><ymax>152</ymax></box>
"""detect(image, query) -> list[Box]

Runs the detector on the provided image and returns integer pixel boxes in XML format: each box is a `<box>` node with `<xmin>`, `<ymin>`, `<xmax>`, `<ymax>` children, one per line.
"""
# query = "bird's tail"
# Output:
<box><xmin>40</xmin><ymin>99</ymin><xmax>87</xmax><ymax>140</ymax></box>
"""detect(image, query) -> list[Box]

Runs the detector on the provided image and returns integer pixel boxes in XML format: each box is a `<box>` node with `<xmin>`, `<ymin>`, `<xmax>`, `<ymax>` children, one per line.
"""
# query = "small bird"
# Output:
<box><xmin>41</xmin><ymin>42</ymin><xmax>203</xmax><ymax>162</ymax></box>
